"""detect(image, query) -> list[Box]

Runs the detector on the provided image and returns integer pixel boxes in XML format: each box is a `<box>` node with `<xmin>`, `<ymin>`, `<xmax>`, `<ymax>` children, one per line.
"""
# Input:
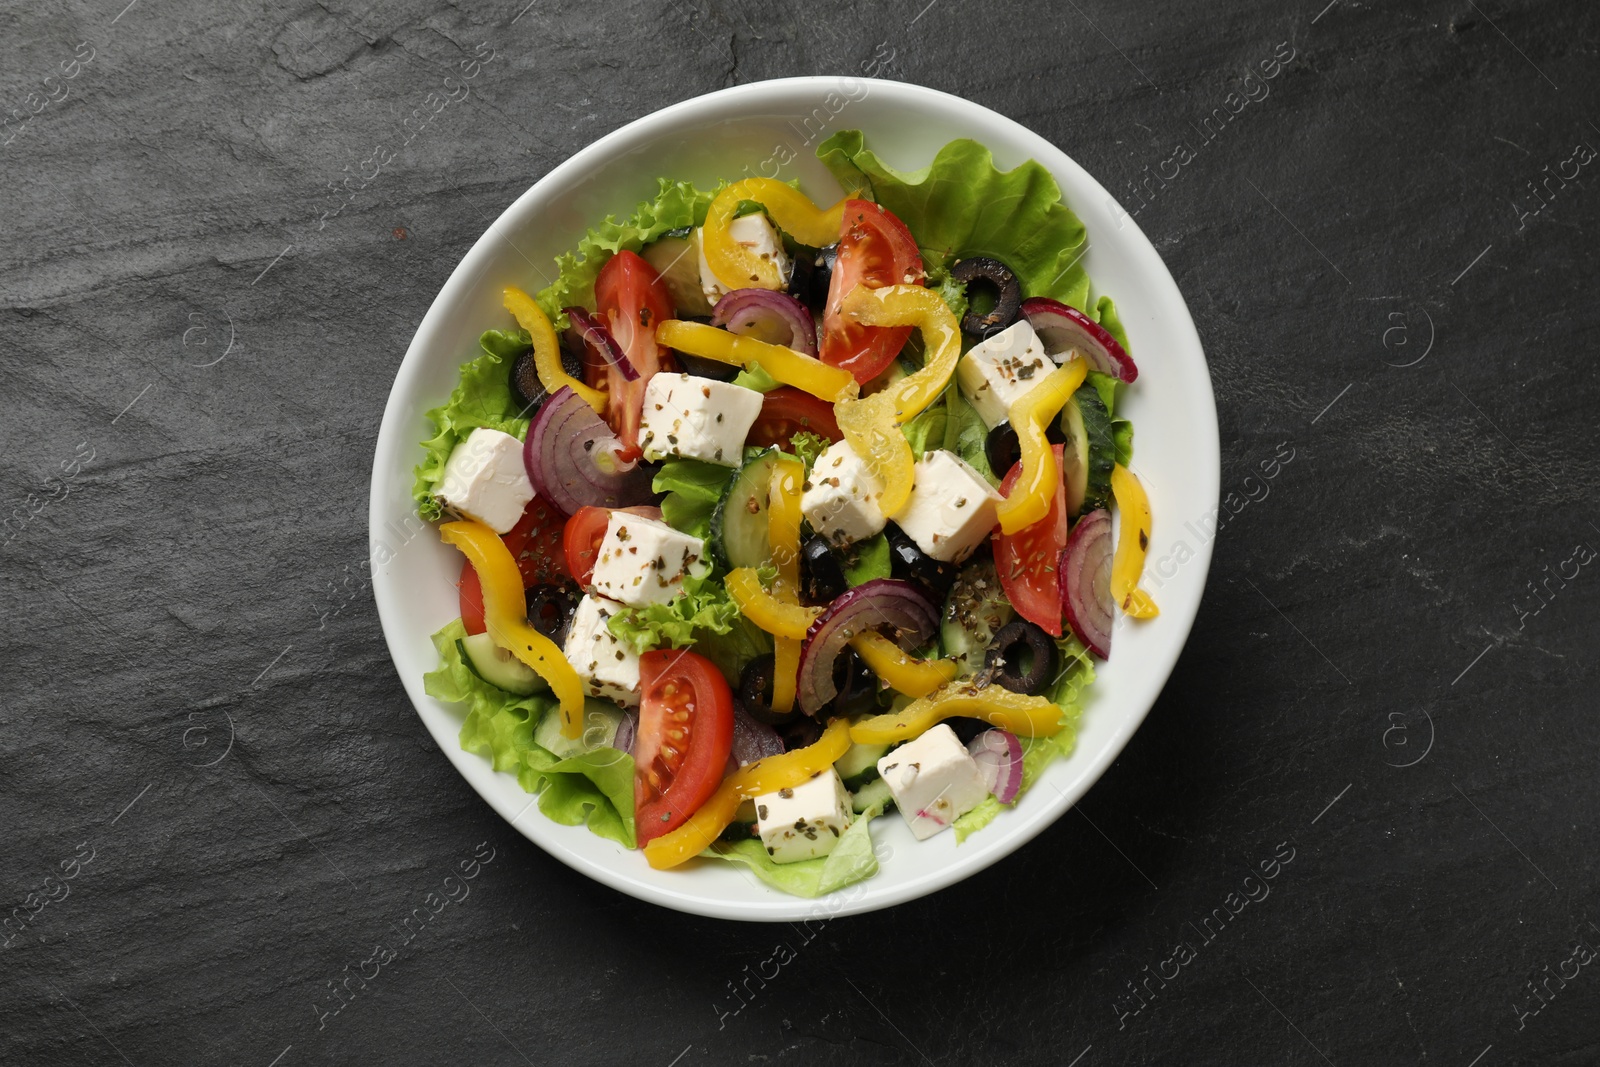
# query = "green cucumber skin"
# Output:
<box><xmin>834</xmin><ymin>741</ymin><xmax>890</xmax><ymax>783</ymax></box>
<box><xmin>940</xmin><ymin>558</ymin><xmax>1015</xmax><ymax>676</ymax></box>
<box><xmin>1072</xmin><ymin>385</ymin><xmax>1116</xmax><ymax>514</ymax></box>
<box><xmin>710</xmin><ymin>449</ymin><xmax>782</xmax><ymax>572</ymax></box>
<box><xmin>532</xmin><ymin>698</ymin><xmax>626</xmax><ymax>759</ymax></box>
<box><xmin>1061</xmin><ymin>400</ymin><xmax>1090</xmax><ymax>517</ymax></box>
<box><xmin>851</xmin><ymin>776</ymin><xmax>894</xmax><ymax>815</ymax></box>
<box><xmin>460</xmin><ymin>633</ymin><xmax>543</xmax><ymax>696</ymax></box>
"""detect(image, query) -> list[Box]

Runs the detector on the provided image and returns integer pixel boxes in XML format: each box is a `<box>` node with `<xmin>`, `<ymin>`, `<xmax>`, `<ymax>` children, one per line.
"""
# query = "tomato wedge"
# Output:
<box><xmin>635</xmin><ymin>649</ymin><xmax>735</xmax><ymax>847</ymax></box>
<box><xmin>458</xmin><ymin>560</ymin><xmax>486</xmax><ymax>635</ymax></box>
<box><xmin>595</xmin><ymin>250</ymin><xmax>676</xmax><ymax>459</ymax></box>
<box><xmin>993</xmin><ymin>443</ymin><xmax>1069</xmax><ymax>635</ymax></box>
<box><xmin>562</xmin><ymin>506</ymin><xmax>613</xmax><ymax>589</ymax></box>
<box><xmin>820</xmin><ymin>200</ymin><xmax>924</xmax><ymax>384</ymax></box>
<box><xmin>503</xmin><ymin>498</ymin><xmax>570</xmax><ymax>587</ymax></box>
<box><xmin>744</xmin><ymin>386</ymin><xmax>844</xmax><ymax>449</ymax></box>
<box><xmin>458</xmin><ymin>500</ymin><xmax>572</xmax><ymax>633</ymax></box>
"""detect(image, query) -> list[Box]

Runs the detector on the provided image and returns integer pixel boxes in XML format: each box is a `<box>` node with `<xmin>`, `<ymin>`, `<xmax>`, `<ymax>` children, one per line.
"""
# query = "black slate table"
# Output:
<box><xmin>4</xmin><ymin>1</ymin><xmax>1598</xmax><ymax>1064</ymax></box>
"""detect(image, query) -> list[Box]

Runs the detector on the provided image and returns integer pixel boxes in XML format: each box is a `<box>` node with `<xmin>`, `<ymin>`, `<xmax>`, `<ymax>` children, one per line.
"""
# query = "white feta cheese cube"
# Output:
<box><xmin>638</xmin><ymin>373</ymin><xmax>763</xmax><ymax>467</ymax></box>
<box><xmin>956</xmin><ymin>319</ymin><xmax>1054</xmax><ymax>429</ymax></box>
<box><xmin>753</xmin><ymin>768</ymin><xmax>855</xmax><ymax>863</ymax></box>
<box><xmin>695</xmin><ymin>215</ymin><xmax>793</xmax><ymax>307</ymax></box>
<box><xmin>801</xmin><ymin>439</ymin><xmax>887</xmax><ymax>548</ymax></box>
<box><xmin>893</xmin><ymin>450</ymin><xmax>1001</xmax><ymax>563</ymax></box>
<box><xmin>589</xmin><ymin>512</ymin><xmax>709</xmax><ymax>608</ymax></box>
<box><xmin>877</xmin><ymin>724</ymin><xmax>990</xmax><ymax>840</ymax></box>
<box><xmin>560</xmin><ymin>594</ymin><xmax>641</xmax><ymax>706</ymax></box>
<box><xmin>435</xmin><ymin>427</ymin><xmax>535</xmax><ymax>533</ymax></box>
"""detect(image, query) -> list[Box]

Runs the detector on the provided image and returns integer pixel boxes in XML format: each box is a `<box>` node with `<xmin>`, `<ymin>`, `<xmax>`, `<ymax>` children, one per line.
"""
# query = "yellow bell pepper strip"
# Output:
<box><xmin>767</xmin><ymin>458</ymin><xmax>807</xmax><ymax>714</ymax></box>
<box><xmin>772</xmin><ymin>636</ymin><xmax>802</xmax><ymax>717</ymax></box>
<box><xmin>702</xmin><ymin>178</ymin><xmax>849</xmax><ymax>290</ymax></box>
<box><xmin>644</xmin><ymin>716</ymin><xmax>852</xmax><ymax>869</ymax></box>
<box><xmin>655</xmin><ymin>320</ymin><xmax>858</xmax><ymax>403</ymax></box>
<box><xmin>501</xmin><ymin>286</ymin><xmax>607</xmax><ymax>413</ymax></box>
<box><xmin>1110</xmin><ymin>463</ymin><xmax>1159</xmax><ymax>619</ymax></box>
<box><xmin>833</xmin><ymin>284</ymin><xmax>964</xmax><ymax>517</ymax></box>
<box><xmin>439</xmin><ymin>520</ymin><xmax>586</xmax><ymax>739</ymax></box>
<box><xmin>725</xmin><ymin>567</ymin><xmax>822</xmax><ymax>640</ymax></box>
<box><xmin>848</xmin><ymin>630</ymin><xmax>959</xmax><ymax>698</ymax></box>
<box><xmin>768</xmin><ymin>458</ymin><xmax>805</xmax><ymax>588</ymax></box>
<box><xmin>849</xmin><ymin>679</ymin><xmax>1067</xmax><ymax>745</ymax></box>
<box><xmin>995</xmin><ymin>358</ymin><xmax>1088</xmax><ymax>535</ymax></box>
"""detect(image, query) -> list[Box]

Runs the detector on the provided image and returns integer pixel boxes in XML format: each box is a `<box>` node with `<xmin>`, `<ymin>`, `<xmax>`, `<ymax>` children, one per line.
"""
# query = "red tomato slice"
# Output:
<box><xmin>458</xmin><ymin>500</ymin><xmax>575</xmax><ymax>634</ymax></box>
<box><xmin>503</xmin><ymin>498</ymin><xmax>571</xmax><ymax>587</ymax></box>
<box><xmin>993</xmin><ymin>444</ymin><xmax>1069</xmax><ymax>636</ymax></box>
<box><xmin>562</xmin><ymin>506</ymin><xmax>613</xmax><ymax>589</ymax></box>
<box><xmin>635</xmin><ymin>649</ymin><xmax>735</xmax><ymax>846</ymax></box>
<box><xmin>576</xmin><ymin>335</ymin><xmax>611</xmax><ymax>394</ymax></box>
<box><xmin>820</xmin><ymin>200</ymin><xmax>924</xmax><ymax>384</ymax></box>
<box><xmin>458</xmin><ymin>560</ymin><xmax>486</xmax><ymax>636</ymax></box>
<box><xmin>595</xmin><ymin>250</ymin><xmax>676</xmax><ymax>459</ymax></box>
<box><xmin>745</xmin><ymin>386</ymin><xmax>845</xmax><ymax>450</ymax></box>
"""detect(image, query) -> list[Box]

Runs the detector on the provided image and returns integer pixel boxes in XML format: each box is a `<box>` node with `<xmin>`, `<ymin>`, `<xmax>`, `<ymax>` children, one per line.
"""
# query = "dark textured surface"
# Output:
<box><xmin>3</xmin><ymin>0</ymin><xmax>1598</xmax><ymax>1063</ymax></box>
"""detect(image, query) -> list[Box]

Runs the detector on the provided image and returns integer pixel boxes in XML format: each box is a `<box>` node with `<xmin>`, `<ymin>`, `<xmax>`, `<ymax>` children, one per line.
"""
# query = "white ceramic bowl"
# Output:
<box><xmin>369</xmin><ymin>77</ymin><xmax>1218</xmax><ymax>921</ymax></box>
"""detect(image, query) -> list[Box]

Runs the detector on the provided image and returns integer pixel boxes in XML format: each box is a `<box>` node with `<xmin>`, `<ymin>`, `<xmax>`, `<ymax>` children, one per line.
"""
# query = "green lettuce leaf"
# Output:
<box><xmin>731</xmin><ymin>364</ymin><xmax>782</xmax><ymax>392</ymax></box>
<box><xmin>605</xmin><ymin>571</ymin><xmax>771</xmax><ymax>685</ymax></box>
<box><xmin>694</xmin><ymin>615</ymin><xmax>773</xmax><ymax>686</ymax></box>
<box><xmin>411</xmin><ymin>335</ymin><xmax>532</xmax><ymax>520</ymax></box>
<box><xmin>901</xmin><ymin>412</ymin><xmax>939</xmax><ymax>459</ymax></box>
<box><xmin>817</xmin><ymin>130</ymin><xmax>1091</xmax><ymax>312</ymax></box>
<box><xmin>1091</xmin><ymin>293</ymin><xmax>1131</xmax><ymax>354</ymax></box>
<box><xmin>900</xmin><ymin>381</ymin><xmax>995</xmax><ymax>484</ymax></box>
<box><xmin>943</xmin><ymin>379</ymin><xmax>994</xmax><ymax>482</ymax></box>
<box><xmin>606</xmin><ymin>572</ymin><xmax>742</xmax><ymax>652</ymax></box>
<box><xmin>926</xmin><ymin>264</ymin><xmax>969</xmax><ymax>323</ymax></box>
<box><xmin>533</xmin><ymin>179</ymin><xmax>714</xmax><ymax>327</ymax></box>
<box><xmin>954</xmin><ymin>637</ymin><xmax>1096</xmax><ymax>842</ymax></box>
<box><xmin>515</xmin><ymin>744</ymin><xmax>636</xmax><ymax>849</ymax></box>
<box><xmin>842</xmin><ymin>532</ymin><xmax>891</xmax><ymax>587</ymax></box>
<box><xmin>1087</xmin><ymin>298</ymin><xmax>1134</xmax><ymax>465</ymax></box>
<box><xmin>652</xmin><ymin>459</ymin><xmax>734</xmax><ymax>540</ymax></box>
<box><xmin>425</xmin><ymin>619</ymin><xmax>635</xmax><ymax>847</ymax></box>
<box><xmin>702</xmin><ymin>798</ymin><xmax>889</xmax><ymax>898</ymax></box>
<box><xmin>1112</xmin><ymin>420</ymin><xmax>1134</xmax><ymax>468</ymax></box>
<box><xmin>479</xmin><ymin>327</ymin><xmax>532</xmax><ymax>363</ymax></box>
<box><xmin>789</xmin><ymin>430</ymin><xmax>828</xmax><ymax>470</ymax></box>
<box><xmin>1086</xmin><ymin>368</ymin><xmax>1134</xmax><ymax>467</ymax></box>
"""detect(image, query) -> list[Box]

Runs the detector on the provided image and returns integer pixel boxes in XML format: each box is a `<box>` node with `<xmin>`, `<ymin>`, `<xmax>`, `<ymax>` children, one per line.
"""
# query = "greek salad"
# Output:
<box><xmin>413</xmin><ymin>130</ymin><xmax>1157</xmax><ymax>897</ymax></box>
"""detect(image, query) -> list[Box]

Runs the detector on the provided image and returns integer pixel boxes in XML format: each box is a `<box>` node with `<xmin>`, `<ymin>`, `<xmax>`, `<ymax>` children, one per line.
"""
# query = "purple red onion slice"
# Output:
<box><xmin>967</xmin><ymin>728</ymin><xmax>1024</xmax><ymax>804</ymax></box>
<box><xmin>521</xmin><ymin>386</ymin><xmax>654</xmax><ymax>516</ymax></box>
<box><xmin>795</xmin><ymin>579</ymin><xmax>940</xmax><ymax>715</ymax></box>
<box><xmin>711</xmin><ymin>288</ymin><xmax>819</xmax><ymax>357</ymax></box>
<box><xmin>564</xmin><ymin>306</ymin><xmax>639</xmax><ymax>381</ymax></box>
<box><xmin>1062</xmin><ymin>509</ymin><xmax>1114</xmax><ymax>659</ymax></box>
<box><xmin>1020</xmin><ymin>297</ymin><xmax>1138</xmax><ymax>383</ymax></box>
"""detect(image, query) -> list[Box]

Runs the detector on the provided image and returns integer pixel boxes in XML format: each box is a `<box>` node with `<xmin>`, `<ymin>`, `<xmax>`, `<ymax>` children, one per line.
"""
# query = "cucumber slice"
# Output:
<box><xmin>531</xmin><ymin>697</ymin><xmax>627</xmax><ymax>759</ymax></box>
<box><xmin>851</xmin><ymin>775</ymin><xmax>894</xmax><ymax>815</ymax></box>
<box><xmin>642</xmin><ymin>234</ymin><xmax>713</xmax><ymax>316</ymax></box>
<box><xmin>1062</xmin><ymin>384</ymin><xmax>1115</xmax><ymax>516</ymax></box>
<box><xmin>1060</xmin><ymin>400</ymin><xmax>1089</xmax><ymax>517</ymax></box>
<box><xmin>834</xmin><ymin>741</ymin><xmax>890</xmax><ymax>784</ymax></box>
<box><xmin>461</xmin><ymin>633</ymin><xmax>544</xmax><ymax>696</ymax></box>
<box><xmin>710</xmin><ymin>448</ymin><xmax>782</xmax><ymax>571</ymax></box>
<box><xmin>939</xmin><ymin>558</ymin><xmax>1015</xmax><ymax>676</ymax></box>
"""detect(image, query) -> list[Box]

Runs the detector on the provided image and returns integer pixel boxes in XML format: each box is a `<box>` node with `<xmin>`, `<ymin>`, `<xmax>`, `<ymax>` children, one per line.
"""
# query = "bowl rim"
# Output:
<box><xmin>368</xmin><ymin>75</ymin><xmax>1219</xmax><ymax>921</ymax></box>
